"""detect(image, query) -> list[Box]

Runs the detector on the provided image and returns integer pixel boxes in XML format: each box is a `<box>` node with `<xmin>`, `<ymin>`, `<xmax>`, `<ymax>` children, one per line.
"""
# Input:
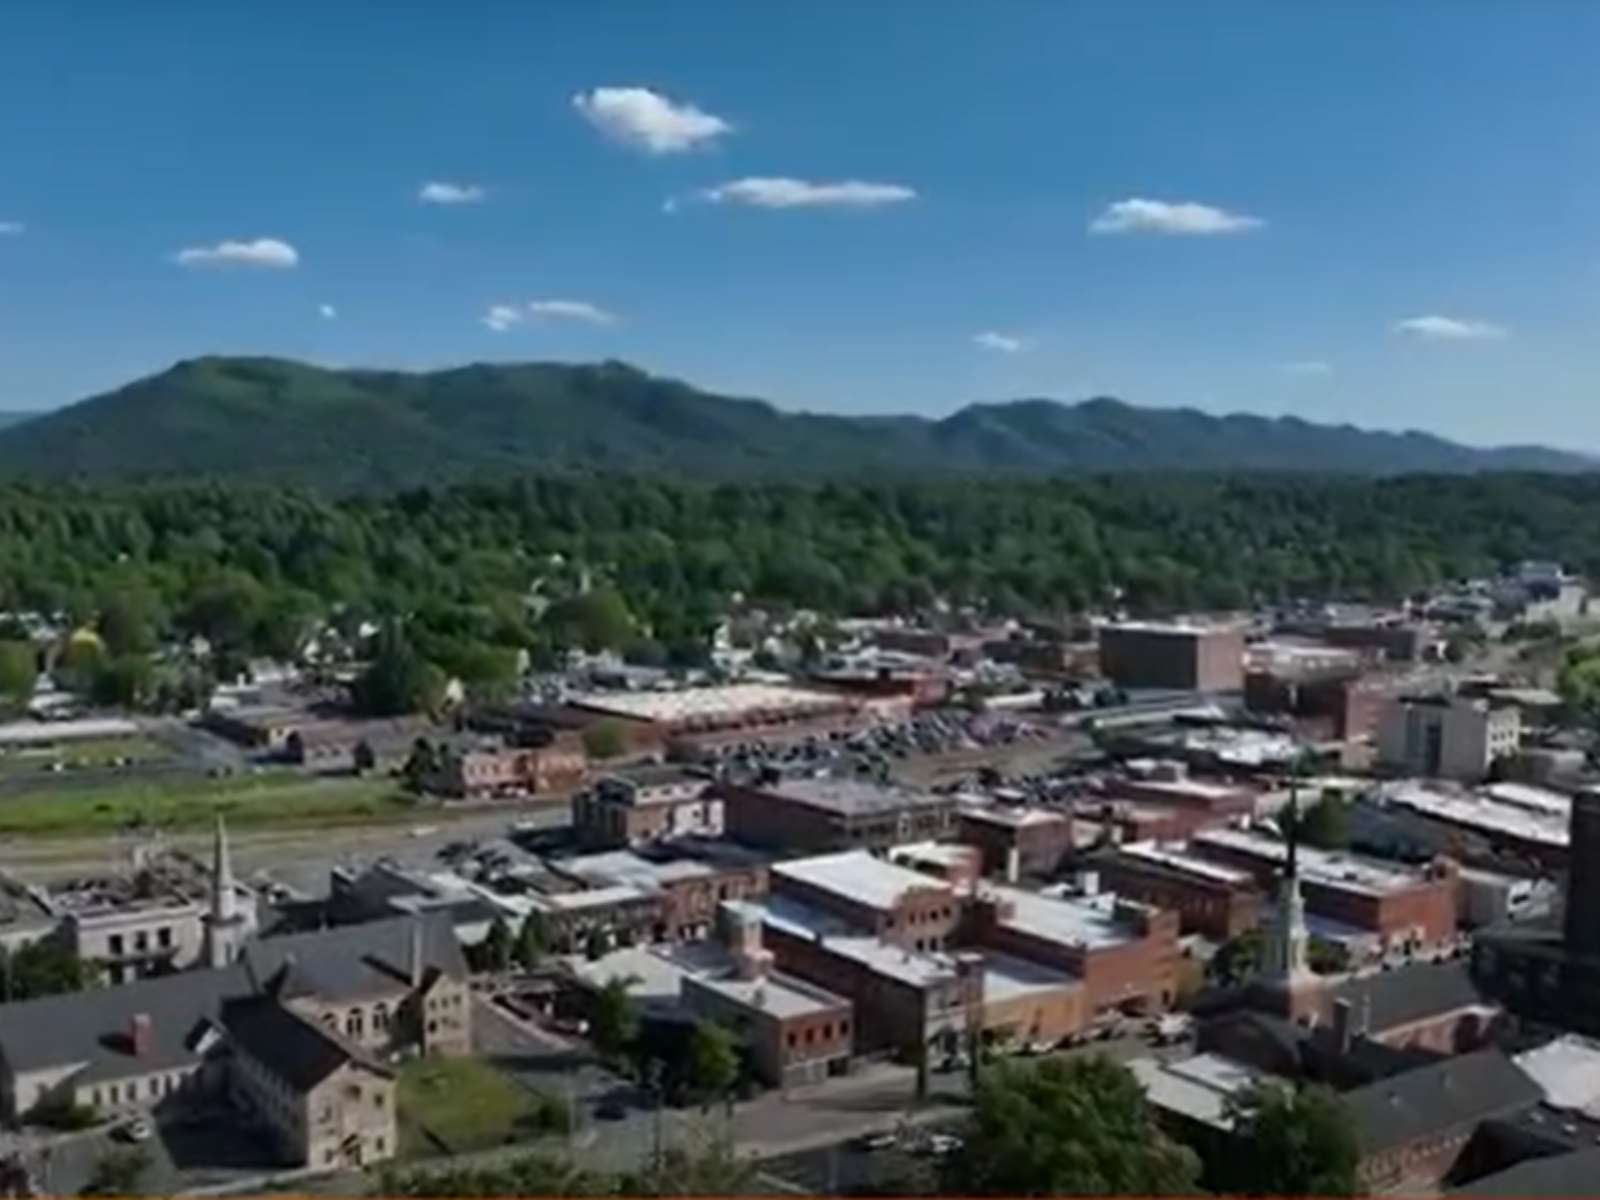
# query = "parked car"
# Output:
<box><xmin>853</xmin><ymin>1131</ymin><xmax>898</xmax><ymax>1152</ymax></box>
<box><xmin>119</xmin><ymin>1118</ymin><xmax>153</xmax><ymax>1143</ymax></box>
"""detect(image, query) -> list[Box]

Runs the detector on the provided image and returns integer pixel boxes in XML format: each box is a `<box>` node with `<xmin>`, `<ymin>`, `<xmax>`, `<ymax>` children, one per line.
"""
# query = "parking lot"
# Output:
<box><xmin>28</xmin><ymin>1111</ymin><xmax>283</xmax><ymax>1195</ymax></box>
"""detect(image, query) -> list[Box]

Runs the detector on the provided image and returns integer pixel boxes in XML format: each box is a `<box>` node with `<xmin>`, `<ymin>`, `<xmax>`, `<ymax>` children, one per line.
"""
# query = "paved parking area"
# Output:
<box><xmin>30</xmin><ymin>1113</ymin><xmax>283</xmax><ymax>1195</ymax></box>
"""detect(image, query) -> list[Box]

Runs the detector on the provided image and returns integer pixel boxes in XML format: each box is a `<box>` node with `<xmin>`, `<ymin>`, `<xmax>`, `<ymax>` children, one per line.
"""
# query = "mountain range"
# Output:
<box><xmin>0</xmin><ymin>356</ymin><xmax>1587</xmax><ymax>491</ymax></box>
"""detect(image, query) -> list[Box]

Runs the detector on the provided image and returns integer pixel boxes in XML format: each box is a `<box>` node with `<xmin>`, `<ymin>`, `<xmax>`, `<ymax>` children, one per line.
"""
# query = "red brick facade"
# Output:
<box><xmin>957</xmin><ymin>810</ymin><xmax>1078</xmax><ymax>878</ymax></box>
<box><xmin>1095</xmin><ymin>853</ymin><xmax>1262</xmax><ymax>940</ymax></box>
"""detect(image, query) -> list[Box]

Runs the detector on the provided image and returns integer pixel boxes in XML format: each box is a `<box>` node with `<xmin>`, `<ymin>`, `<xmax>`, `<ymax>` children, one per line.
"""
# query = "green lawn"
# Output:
<box><xmin>397</xmin><ymin>1057</ymin><xmax>566</xmax><ymax>1158</ymax></box>
<box><xmin>0</xmin><ymin>771</ymin><xmax>421</xmax><ymax>836</ymax></box>
<box><xmin>0</xmin><ymin>735</ymin><xmax>175</xmax><ymax>779</ymax></box>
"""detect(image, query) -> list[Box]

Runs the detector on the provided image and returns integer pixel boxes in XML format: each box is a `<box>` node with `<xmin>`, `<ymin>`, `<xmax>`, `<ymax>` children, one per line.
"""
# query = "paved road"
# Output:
<box><xmin>0</xmin><ymin>799</ymin><xmax>571</xmax><ymax>889</ymax></box>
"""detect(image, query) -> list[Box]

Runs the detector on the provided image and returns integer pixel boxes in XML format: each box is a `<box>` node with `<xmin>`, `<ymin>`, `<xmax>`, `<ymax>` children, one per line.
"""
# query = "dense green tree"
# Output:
<box><xmin>544</xmin><ymin>587</ymin><xmax>635</xmax><ymax>653</ymax></box>
<box><xmin>90</xmin><ymin>655</ymin><xmax>156</xmax><ymax>709</ymax></box>
<box><xmin>582</xmin><ymin>719</ymin><xmax>629</xmax><ymax>761</ymax></box>
<box><xmin>1294</xmin><ymin>794</ymin><xmax>1352</xmax><ymax>851</ymax></box>
<box><xmin>353</xmin><ymin>625</ymin><xmax>446</xmax><ymax>717</ymax></box>
<box><xmin>1219</xmin><ymin>1082</ymin><xmax>1361</xmax><ymax>1196</ymax></box>
<box><xmin>514</xmin><ymin>912</ymin><xmax>548</xmax><ymax>970</ymax></box>
<box><xmin>685</xmin><ymin>1022</ymin><xmax>741</xmax><ymax>1105</ymax></box>
<box><xmin>0</xmin><ymin>940</ymin><xmax>94</xmax><ymax>1002</ymax></box>
<box><xmin>481</xmin><ymin>916</ymin><xmax>513</xmax><ymax>974</ymax></box>
<box><xmin>1212</xmin><ymin>929</ymin><xmax>1263</xmax><ymax>986</ymax></box>
<box><xmin>96</xmin><ymin>578</ymin><xmax>162</xmax><ymax>657</ymax></box>
<box><xmin>0</xmin><ymin>640</ymin><xmax>37</xmax><ymax>707</ymax></box>
<box><xmin>944</xmin><ymin>1055</ymin><xmax>1202</xmax><ymax>1195</ymax></box>
<box><xmin>589</xmin><ymin>976</ymin><xmax>640</xmax><ymax>1062</ymax></box>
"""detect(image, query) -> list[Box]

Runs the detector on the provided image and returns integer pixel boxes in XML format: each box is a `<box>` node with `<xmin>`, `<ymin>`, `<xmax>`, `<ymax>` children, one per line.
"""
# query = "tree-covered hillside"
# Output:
<box><xmin>0</xmin><ymin>357</ymin><xmax>1586</xmax><ymax>491</ymax></box>
<box><xmin>1</xmin><ymin>473</ymin><xmax>1597</xmax><ymax>673</ymax></box>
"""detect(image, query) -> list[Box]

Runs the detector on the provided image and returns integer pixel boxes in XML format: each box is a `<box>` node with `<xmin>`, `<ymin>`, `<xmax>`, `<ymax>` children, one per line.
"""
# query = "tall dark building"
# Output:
<box><xmin>1564</xmin><ymin>791</ymin><xmax>1600</xmax><ymax>958</ymax></box>
<box><xmin>1473</xmin><ymin>788</ymin><xmax>1600</xmax><ymax>1034</ymax></box>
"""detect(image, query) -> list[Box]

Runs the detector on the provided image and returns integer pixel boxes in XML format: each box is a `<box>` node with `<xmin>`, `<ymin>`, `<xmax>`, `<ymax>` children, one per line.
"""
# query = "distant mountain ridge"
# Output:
<box><xmin>0</xmin><ymin>355</ymin><xmax>1586</xmax><ymax>491</ymax></box>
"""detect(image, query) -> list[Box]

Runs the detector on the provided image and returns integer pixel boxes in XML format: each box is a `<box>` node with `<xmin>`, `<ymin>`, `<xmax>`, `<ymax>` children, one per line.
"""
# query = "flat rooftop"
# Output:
<box><xmin>567</xmin><ymin>684</ymin><xmax>847</xmax><ymax>725</ymax></box>
<box><xmin>959</xmin><ymin>804</ymin><xmax>1068</xmax><ymax>829</ymax></box>
<box><xmin>982</xmin><ymin>951</ymin><xmax>1078</xmax><ymax>1004</ymax></box>
<box><xmin>1128</xmin><ymin>1053</ymin><xmax>1266</xmax><ymax>1130</ymax></box>
<box><xmin>1381</xmin><ymin>782</ymin><xmax>1568</xmax><ymax>849</ymax></box>
<box><xmin>733</xmin><ymin>895</ymin><xmax>966</xmax><ymax>990</ymax></box>
<box><xmin>1115</xmin><ymin>775</ymin><xmax>1250</xmax><ymax>802</ymax></box>
<box><xmin>1100</xmin><ymin>621</ymin><xmax>1238</xmax><ymax>638</ymax></box>
<box><xmin>556</xmin><ymin>849</ymin><xmax>716</xmax><ymax>890</ymax></box>
<box><xmin>1189</xmin><ymin>826</ymin><xmax>1427</xmax><ymax>896</ymax></box>
<box><xmin>985</xmin><ymin>882</ymin><xmax>1145</xmax><ymax>950</ymax></box>
<box><xmin>774</xmin><ymin>850</ymin><xmax>952</xmax><ymax>912</ymax></box>
<box><xmin>757</xmin><ymin>776</ymin><xmax>949</xmax><ymax>817</ymax></box>
<box><xmin>1118</xmin><ymin>840</ymin><xmax>1258</xmax><ymax>887</ymax></box>
<box><xmin>690</xmin><ymin>968</ymin><xmax>850</xmax><ymax>1020</ymax></box>
<box><xmin>0</xmin><ymin>717</ymin><xmax>142</xmax><ymax>746</ymax></box>
<box><xmin>1514</xmin><ymin>1035</ymin><xmax>1600</xmax><ymax>1117</ymax></box>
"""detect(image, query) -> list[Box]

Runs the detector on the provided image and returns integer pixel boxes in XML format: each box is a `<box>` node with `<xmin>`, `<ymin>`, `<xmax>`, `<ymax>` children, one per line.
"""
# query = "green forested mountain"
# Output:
<box><xmin>0</xmin><ymin>356</ymin><xmax>1586</xmax><ymax>491</ymax></box>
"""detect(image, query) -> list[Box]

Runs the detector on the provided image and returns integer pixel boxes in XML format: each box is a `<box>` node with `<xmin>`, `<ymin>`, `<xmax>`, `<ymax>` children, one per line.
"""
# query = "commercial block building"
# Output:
<box><xmin>956</xmin><ymin>806</ymin><xmax>1079</xmax><ymax>879</ymax></box>
<box><xmin>425</xmin><ymin>736</ymin><xmax>587</xmax><ymax>799</ymax></box>
<box><xmin>1189</xmin><ymin>826</ymin><xmax>1458</xmax><ymax>958</ymax></box>
<box><xmin>572</xmin><ymin>765</ymin><xmax>719</xmax><ymax>849</ymax></box>
<box><xmin>1378</xmin><ymin>695</ymin><xmax>1521</xmax><ymax>782</ymax></box>
<box><xmin>719</xmin><ymin>776</ymin><xmax>957</xmax><ymax>854</ymax></box>
<box><xmin>966</xmin><ymin>879</ymin><xmax>1181</xmax><ymax>1016</ymax></box>
<box><xmin>1096</xmin><ymin>841</ymin><xmax>1264</xmax><ymax>940</ymax></box>
<box><xmin>1098</xmin><ymin>622</ymin><xmax>1245</xmax><ymax>693</ymax></box>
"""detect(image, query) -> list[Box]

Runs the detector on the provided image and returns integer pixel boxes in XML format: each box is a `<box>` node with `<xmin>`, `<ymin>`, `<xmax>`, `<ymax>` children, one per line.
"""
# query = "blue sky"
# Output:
<box><xmin>3</xmin><ymin>2</ymin><xmax>1600</xmax><ymax>448</ymax></box>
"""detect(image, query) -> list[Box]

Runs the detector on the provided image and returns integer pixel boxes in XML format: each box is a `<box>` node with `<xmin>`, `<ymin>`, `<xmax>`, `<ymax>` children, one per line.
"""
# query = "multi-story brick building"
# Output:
<box><xmin>553</xmin><ymin>838</ymin><xmax>769</xmax><ymax>943</ymax></box>
<box><xmin>1098</xmin><ymin>622</ymin><xmax>1245</xmax><ymax>693</ymax></box>
<box><xmin>1095</xmin><ymin>841</ymin><xmax>1264</xmax><ymax>940</ymax></box>
<box><xmin>771</xmin><ymin>851</ymin><xmax>962</xmax><ymax>953</ymax></box>
<box><xmin>966</xmin><ymin>878</ymin><xmax>1182</xmax><ymax>1016</ymax></box>
<box><xmin>426</xmin><ymin>736</ymin><xmax>588</xmax><ymax>799</ymax></box>
<box><xmin>1189</xmin><ymin>826</ymin><xmax>1458</xmax><ymax>959</ymax></box>
<box><xmin>572</xmin><ymin>765</ymin><xmax>718</xmax><ymax>850</ymax></box>
<box><xmin>719</xmin><ymin>776</ymin><xmax>957</xmax><ymax>854</ymax></box>
<box><xmin>957</xmin><ymin>806</ymin><xmax>1080</xmax><ymax>879</ymax></box>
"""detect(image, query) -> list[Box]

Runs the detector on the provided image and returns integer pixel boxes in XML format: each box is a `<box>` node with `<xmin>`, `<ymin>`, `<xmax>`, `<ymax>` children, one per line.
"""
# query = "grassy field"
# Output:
<box><xmin>0</xmin><ymin>770</ymin><xmax>421</xmax><ymax>837</ymax></box>
<box><xmin>396</xmin><ymin>1057</ymin><xmax>566</xmax><ymax>1157</ymax></box>
<box><xmin>0</xmin><ymin>735</ymin><xmax>175</xmax><ymax>779</ymax></box>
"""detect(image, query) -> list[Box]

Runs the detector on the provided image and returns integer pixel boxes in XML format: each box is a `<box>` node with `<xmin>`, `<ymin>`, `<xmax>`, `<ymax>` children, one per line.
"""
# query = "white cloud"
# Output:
<box><xmin>1277</xmin><ymin>359</ymin><xmax>1333</xmax><ymax>375</ymax></box>
<box><xmin>482</xmin><ymin>304</ymin><xmax>524</xmax><ymax>332</ymax></box>
<box><xmin>319</xmin><ymin>303</ymin><xmax>337</xmax><ymax>320</ymax></box>
<box><xmin>700</xmin><ymin>177</ymin><xmax>917</xmax><ymax>209</ymax></box>
<box><xmin>572</xmin><ymin>86</ymin><xmax>731</xmax><ymax>154</ymax></box>
<box><xmin>974</xmin><ymin>331</ymin><xmax>1027</xmax><ymax>353</ymax></box>
<box><xmin>419</xmin><ymin>181</ymin><xmax>486</xmax><ymax>205</ymax></box>
<box><xmin>0</xmin><ymin>221</ymin><xmax>22</xmax><ymax>236</ymax></box>
<box><xmin>174</xmin><ymin>237</ymin><xmax>299</xmax><ymax>268</ymax></box>
<box><xmin>482</xmin><ymin>299</ymin><xmax>618</xmax><ymax>331</ymax></box>
<box><xmin>1089</xmin><ymin>198</ymin><xmax>1264</xmax><ymax>236</ymax></box>
<box><xmin>1392</xmin><ymin>315</ymin><xmax>1507</xmax><ymax>342</ymax></box>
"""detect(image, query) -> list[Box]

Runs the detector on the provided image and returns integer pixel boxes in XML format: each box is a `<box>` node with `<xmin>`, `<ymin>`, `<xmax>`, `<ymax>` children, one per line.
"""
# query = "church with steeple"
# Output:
<box><xmin>203</xmin><ymin>813</ymin><xmax>251</xmax><ymax>968</ymax></box>
<box><xmin>1248</xmin><ymin>791</ymin><xmax>1328</xmax><ymax>1023</ymax></box>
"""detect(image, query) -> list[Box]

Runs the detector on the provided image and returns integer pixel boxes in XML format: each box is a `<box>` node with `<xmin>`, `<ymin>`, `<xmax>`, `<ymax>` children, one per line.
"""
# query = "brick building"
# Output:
<box><xmin>1189</xmin><ymin>827</ymin><xmax>1458</xmax><ymax>959</ymax></box>
<box><xmin>966</xmin><ymin>879</ymin><xmax>1181</xmax><ymax>1016</ymax></box>
<box><xmin>719</xmin><ymin>776</ymin><xmax>957</xmax><ymax>854</ymax></box>
<box><xmin>957</xmin><ymin>806</ymin><xmax>1079</xmax><ymax>879</ymax></box>
<box><xmin>554</xmin><ymin>838</ymin><xmax>770</xmax><ymax>943</ymax></box>
<box><xmin>1095</xmin><ymin>841</ymin><xmax>1263</xmax><ymax>940</ymax></box>
<box><xmin>426</xmin><ymin>737</ymin><xmax>588</xmax><ymax>799</ymax></box>
<box><xmin>572</xmin><ymin>765</ymin><xmax>719</xmax><ymax>849</ymax></box>
<box><xmin>1098</xmin><ymin>622</ymin><xmax>1245</xmax><ymax>693</ymax></box>
<box><xmin>770</xmin><ymin>852</ymin><xmax>962</xmax><ymax>954</ymax></box>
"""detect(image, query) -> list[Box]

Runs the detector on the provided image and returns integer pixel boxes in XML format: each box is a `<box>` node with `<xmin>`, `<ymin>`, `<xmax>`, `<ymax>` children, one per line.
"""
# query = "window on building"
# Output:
<box><xmin>157</xmin><ymin>927</ymin><xmax>172</xmax><ymax>949</ymax></box>
<box><xmin>374</xmin><ymin>1137</ymin><xmax>385</xmax><ymax>1154</ymax></box>
<box><xmin>348</xmin><ymin>1085</ymin><xmax>362</xmax><ymax>1101</ymax></box>
<box><xmin>346</xmin><ymin>1010</ymin><xmax>364</xmax><ymax>1038</ymax></box>
<box><xmin>134</xmin><ymin>931</ymin><xmax>148</xmax><ymax>953</ymax></box>
<box><xmin>91</xmin><ymin>1089</ymin><xmax>102</xmax><ymax>1107</ymax></box>
<box><xmin>374</xmin><ymin>1004</ymin><xmax>390</xmax><ymax>1030</ymax></box>
<box><xmin>374</xmin><ymin>1092</ymin><xmax>384</xmax><ymax>1108</ymax></box>
<box><xmin>149</xmin><ymin>1078</ymin><xmax>159</xmax><ymax>1098</ymax></box>
<box><xmin>786</xmin><ymin>1032</ymin><xmax>797</xmax><ymax>1048</ymax></box>
<box><xmin>805</xmin><ymin>1028</ymin><xmax>815</xmax><ymax>1044</ymax></box>
<box><xmin>109</xmin><ymin>934</ymin><xmax>124</xmax><ymax>957</ymax></box>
